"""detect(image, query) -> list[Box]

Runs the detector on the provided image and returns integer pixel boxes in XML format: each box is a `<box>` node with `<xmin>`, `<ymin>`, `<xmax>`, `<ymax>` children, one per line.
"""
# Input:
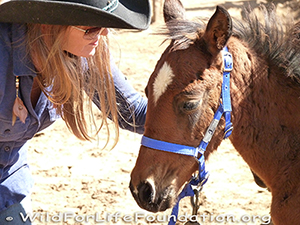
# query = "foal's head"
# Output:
<box><xmin>130</xmin><ymin>0</ymin><xmax>232</xmax><ymax>212</ymax></box>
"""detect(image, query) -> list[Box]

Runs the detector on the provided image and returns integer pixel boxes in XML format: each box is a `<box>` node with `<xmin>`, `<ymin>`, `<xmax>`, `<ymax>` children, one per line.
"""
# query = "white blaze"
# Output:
<box><xmin>153</xmin><ymin>62</ymin><xmax>175</xmax><ymax>104</ymax></box>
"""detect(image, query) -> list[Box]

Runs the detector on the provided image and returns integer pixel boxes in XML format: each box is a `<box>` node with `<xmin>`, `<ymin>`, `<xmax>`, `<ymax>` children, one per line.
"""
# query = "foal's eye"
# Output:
<box><xmin>182</xmin><ymin>101</ymin><xmax>200</xmax><ymax>112</ymax></box>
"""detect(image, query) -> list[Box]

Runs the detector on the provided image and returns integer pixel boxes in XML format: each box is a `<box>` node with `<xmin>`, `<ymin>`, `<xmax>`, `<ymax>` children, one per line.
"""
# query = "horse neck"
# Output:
<box><xmin>228</xmin><ymin>40</ymin><xmax>300</xmax><ymax>152</ymax></box>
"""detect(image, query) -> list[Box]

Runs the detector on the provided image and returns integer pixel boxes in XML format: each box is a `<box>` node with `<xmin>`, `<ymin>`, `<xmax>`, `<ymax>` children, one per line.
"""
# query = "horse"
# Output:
<box><xmin>130</xmin><ymin>0</ymin><xmax>300</xmax><ymax>224</ymax></box>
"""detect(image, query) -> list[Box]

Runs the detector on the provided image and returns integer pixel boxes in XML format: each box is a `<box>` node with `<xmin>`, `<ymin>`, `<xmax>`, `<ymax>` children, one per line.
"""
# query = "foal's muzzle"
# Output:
<box><xmin>129</xmin><ymin>180</ymin><xmax>172</xmax><ymax>213</ymax></box>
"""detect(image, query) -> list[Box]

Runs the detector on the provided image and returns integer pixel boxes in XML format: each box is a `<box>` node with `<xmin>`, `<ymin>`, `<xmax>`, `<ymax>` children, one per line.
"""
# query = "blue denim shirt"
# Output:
<box><xmin>0</xmin><ymin>23</ymin><xmax>147</xmax><ymax>211</ymax></box>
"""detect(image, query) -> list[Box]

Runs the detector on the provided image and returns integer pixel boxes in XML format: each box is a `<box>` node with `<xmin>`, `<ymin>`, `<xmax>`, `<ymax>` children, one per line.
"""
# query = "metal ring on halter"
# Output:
<box><xmin>224</xmin><ymin>126</ymin><xmax>233</xmax><ymax>138</ymax></box>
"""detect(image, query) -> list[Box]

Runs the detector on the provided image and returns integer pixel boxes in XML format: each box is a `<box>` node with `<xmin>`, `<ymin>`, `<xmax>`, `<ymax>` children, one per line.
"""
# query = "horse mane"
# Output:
<box><xmin>161</xmin><ymin>20</ymin><xmax>206</xmax><ymax>50</ymax></box>
<box><xmin>162</xmin><ymin>4</ymin><xmax>300</xmax><ymax>84</ymax></box>
<box><xmin>233</xmin><ymin>4</ymin><xmax>300</xmax><ymax>83</ymax></box>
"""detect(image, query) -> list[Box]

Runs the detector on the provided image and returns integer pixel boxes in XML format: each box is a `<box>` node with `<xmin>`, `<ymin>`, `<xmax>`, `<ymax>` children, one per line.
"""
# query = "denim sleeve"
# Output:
<box><xmin>111</xmin><ymin>61</ymin><xmax>147</xmax><ymax>134</ymax></box>
<box><xmin>93</xmin><ymin>59</ymin><xmax>147</xmax><ymax>134</ymax></box>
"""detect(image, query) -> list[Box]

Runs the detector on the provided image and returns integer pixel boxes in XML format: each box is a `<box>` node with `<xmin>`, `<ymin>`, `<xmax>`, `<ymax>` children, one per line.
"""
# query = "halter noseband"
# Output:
<box><xmin>140</xmin><ymin>46</ymin><xmax>233</xmax><ymax>225</ymax></box>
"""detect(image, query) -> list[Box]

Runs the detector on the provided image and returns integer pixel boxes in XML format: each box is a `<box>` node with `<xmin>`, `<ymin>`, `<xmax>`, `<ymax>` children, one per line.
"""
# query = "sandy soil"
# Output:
<box><xmin>27</xmin><ymin>1</ymin><xmax>300</xmax><ymax>224</ymax></box>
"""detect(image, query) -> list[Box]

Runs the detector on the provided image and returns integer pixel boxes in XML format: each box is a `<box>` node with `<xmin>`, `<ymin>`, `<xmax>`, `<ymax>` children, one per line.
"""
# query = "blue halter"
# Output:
<box><xmin>141</xmin><ymin>46</ymin><xmax>233</xmax><ymax>225</ymax></box>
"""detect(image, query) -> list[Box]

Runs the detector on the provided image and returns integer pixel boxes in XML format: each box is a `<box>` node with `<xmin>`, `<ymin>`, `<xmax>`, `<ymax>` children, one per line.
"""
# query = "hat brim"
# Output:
<box><xmin>0</xmin><ymin>0</ymin><xmax>151</xmax><ymax>30</ymax></box>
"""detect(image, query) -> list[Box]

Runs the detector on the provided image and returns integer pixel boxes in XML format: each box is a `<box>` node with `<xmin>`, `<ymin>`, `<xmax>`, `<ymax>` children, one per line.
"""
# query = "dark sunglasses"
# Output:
<box><xmin>72</xmin><ymin>26</ymin><xmax>104</xmax><ymax>40</ymax></box>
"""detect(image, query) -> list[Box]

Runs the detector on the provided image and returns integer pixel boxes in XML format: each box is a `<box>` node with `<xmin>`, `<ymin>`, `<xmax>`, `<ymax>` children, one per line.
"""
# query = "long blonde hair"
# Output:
<box><xmin>26</xmin><ymin>24</ymin><xmax>119</xmax><ymax>147</ymax></box>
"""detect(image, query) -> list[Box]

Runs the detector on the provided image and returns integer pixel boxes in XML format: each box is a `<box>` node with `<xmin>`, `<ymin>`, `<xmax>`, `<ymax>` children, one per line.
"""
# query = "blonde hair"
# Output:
<box><xmin>26</xmin><ymin>24</ymin><xmax>119</xmax><ymax>147</ymax></box>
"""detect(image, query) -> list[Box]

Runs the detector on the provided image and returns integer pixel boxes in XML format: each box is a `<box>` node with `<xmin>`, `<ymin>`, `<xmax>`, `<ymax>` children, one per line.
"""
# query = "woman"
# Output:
<box><xmin>0</xmin><ymin>0</ymin><xmax>151</xmax><ymax>223</ymax></box>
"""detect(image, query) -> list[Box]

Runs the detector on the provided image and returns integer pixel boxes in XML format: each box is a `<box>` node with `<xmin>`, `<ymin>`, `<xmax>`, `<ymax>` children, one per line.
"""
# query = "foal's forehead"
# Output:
<box><xmin>152</xmin><ymin>61</ymin><xmax>175</xmax><ymax>105</ymax></box>
<box><xmin>149</xmin><ymin>32</ymin><xmax>224</xmax><ymax>106</ymax></box>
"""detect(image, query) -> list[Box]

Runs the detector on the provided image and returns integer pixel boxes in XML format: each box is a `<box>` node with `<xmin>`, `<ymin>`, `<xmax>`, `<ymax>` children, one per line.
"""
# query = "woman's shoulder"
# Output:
<box><xmin>0</xmin><ymin>22</ymin><xmax>12</xmax><ymax>29</ymax></box>
<box><xmin>0</xmin><ymin>23</ymin><xmax>26</xmax><ymax>41</ymax></box>
<box><xmin>0</xmin><ymin>22</ymin><xmax>26</xmax><ymax>29</ymax></box>
<box><xmin>0</xmin><ymin>22</ymin><xmax>12</xmax><ymax>39</ymax></box>
<box><xmin>0</xmin><ymin>23</ymin><xmax>28</xmax><ymax>58</ymax></box>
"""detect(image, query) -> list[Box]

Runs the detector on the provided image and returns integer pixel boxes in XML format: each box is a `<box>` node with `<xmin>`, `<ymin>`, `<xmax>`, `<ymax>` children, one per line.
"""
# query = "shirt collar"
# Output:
<box><xmin>12</xmin><ymin>23</ymin><xmax>36</xmax><ymax>78</ymax></box>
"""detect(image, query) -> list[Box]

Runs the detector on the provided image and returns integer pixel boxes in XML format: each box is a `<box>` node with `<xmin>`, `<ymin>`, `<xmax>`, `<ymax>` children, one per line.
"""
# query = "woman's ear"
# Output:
<box><xmin>40</xmin><ymin>24</ymin><xmax>49</xmax><ymax>34</ymax></box>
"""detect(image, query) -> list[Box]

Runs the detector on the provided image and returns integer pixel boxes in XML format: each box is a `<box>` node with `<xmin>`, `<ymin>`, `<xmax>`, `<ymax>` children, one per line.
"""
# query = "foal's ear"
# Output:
<box><xmin>163</xmin><ymin>0</ymin><xmax>186</xmax><ymax>23</ymax></box>
<box><xmin>203</xmin><ymin>6</ymin><xmax>232</xmax><ymax>57</ymax></box>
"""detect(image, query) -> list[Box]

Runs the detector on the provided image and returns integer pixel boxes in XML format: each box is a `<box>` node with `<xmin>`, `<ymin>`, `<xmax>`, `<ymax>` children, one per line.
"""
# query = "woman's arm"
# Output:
<box><xmin>111</xmin><ymin>60</ymin><xmax>147</xmax><ymax>134</ymax></box>
<box><xmin>92</xmin><ymin>58</ymin><xmax>147</xmax><ymax>134</ymax></box>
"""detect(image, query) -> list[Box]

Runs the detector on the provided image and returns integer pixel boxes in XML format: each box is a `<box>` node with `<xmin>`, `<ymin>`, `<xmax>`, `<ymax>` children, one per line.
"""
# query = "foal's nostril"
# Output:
<box><xmin>130</xmin><ymin>180</ymin><xmax>172</xmax><ymax>212</ymax></box>
<box><xmin>137</xmin><ymin>181</ymin><xmax>154</xmax><ymax>204</ymax></box>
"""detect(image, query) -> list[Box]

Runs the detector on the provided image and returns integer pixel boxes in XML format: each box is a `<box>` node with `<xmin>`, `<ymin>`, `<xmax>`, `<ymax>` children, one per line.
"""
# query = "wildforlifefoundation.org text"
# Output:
<box><xmin>19</xmin><ymin>211</ymin><xmax>272</xmax><ymax>224</ymax></box>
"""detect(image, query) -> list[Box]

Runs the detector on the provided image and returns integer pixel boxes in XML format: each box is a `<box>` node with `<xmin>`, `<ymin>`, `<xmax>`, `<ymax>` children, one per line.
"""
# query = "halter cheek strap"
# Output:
<box><xmin>140</xmin><ymin>46</ymin><xmax>233</xmax><ymax>225</ymax></box>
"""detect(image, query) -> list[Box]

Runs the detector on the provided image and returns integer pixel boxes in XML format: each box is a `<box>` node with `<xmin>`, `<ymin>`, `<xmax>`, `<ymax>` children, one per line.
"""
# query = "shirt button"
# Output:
<box><xmin>4</xmin><ymin>146</ymin><xmax>10</xmax><ymax>152</ymax></box>
<box><xmin>5</xmin><ymin>216</ymin><xmax>13</xmax><ymax>222</ymax></box>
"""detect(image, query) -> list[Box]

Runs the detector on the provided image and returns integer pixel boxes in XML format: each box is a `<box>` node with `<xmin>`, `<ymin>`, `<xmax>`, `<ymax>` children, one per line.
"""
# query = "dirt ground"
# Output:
<box><xmin>27</xmin><ymin>1</ymin><xmax>300</xmax><ymax>224</ymax></box>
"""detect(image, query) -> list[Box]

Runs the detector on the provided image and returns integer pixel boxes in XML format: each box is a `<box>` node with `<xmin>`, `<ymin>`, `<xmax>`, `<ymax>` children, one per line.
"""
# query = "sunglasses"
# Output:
<box><xmin>72</xmin><ymin>26</ymin><xmax>104</xmax><ymax>40</ymax></box>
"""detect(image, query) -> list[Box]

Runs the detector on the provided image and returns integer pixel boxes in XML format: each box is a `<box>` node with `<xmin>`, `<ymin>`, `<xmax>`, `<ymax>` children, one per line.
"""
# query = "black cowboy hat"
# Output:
<box><xmin>0</xmin><ymin>0</ymin><xmax>151</xmax><ymax>30</ymax></box>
